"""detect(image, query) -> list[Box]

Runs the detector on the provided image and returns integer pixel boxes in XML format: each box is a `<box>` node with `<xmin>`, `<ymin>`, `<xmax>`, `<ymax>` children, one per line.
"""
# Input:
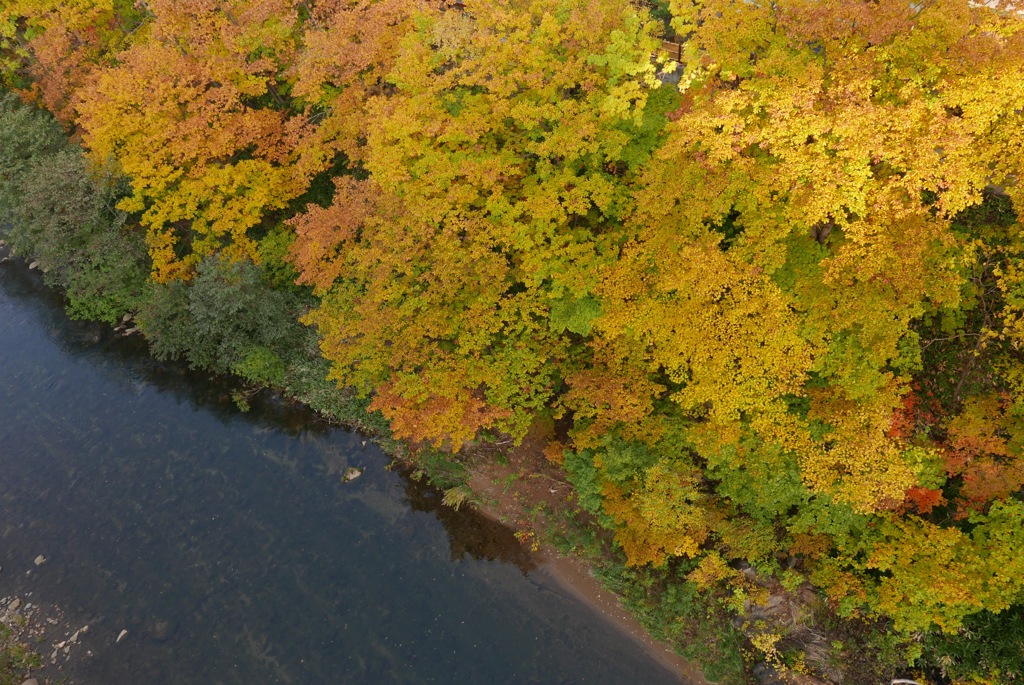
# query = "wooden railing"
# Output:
<box><xmin>660</xmin><ymin>39</ymin><xmax>684</xmax><ymax>62</ymax></box>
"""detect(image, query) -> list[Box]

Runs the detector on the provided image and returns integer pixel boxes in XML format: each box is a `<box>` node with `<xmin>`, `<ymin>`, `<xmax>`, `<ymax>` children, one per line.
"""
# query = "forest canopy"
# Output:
<box><xmin>3</xmin><ymin>0</ymin><xmax>1024</xmax><ymax>681</ymax></box>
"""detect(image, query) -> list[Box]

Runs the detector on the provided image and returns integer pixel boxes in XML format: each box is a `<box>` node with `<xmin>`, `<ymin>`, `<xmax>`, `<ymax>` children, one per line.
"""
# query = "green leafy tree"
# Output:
<box><xmin>0</xmin><ymin>95</ymin><xmax>148</xmax><ymax>323</ymax></box>
<box><xmin>139</xmin><ymin>256</ymin><xmax>305</xmax><ymax>385</ymax></box>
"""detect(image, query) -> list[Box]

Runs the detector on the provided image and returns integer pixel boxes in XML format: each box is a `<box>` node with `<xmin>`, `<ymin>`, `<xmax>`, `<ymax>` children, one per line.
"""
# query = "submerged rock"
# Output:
<box><xmin>151</xmin><ymin>620</ymin><xmax>173</xmax><ymax>642</ymax></box>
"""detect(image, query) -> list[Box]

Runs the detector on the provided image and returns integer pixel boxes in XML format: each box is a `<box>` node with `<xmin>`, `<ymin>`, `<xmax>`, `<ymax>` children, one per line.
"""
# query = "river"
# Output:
<box><xmin>0</xmin><ymin>258</ymin><xmax>684</xmax><ymax>684</ymax></box>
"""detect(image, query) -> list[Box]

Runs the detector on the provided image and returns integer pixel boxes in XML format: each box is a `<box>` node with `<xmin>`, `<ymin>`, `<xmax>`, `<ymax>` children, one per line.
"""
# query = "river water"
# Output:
<box><xmin>0</xmin><ymin>259</ymin><xmax>683</xmax><ymax>684</ymax></box>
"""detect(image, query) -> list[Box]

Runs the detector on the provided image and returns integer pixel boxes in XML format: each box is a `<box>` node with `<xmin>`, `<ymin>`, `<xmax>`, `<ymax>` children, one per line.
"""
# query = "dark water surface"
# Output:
<box><xmin>0</xmin><ymin>261</ymin><xmax>683</xmax><ymax>685</ymax></box>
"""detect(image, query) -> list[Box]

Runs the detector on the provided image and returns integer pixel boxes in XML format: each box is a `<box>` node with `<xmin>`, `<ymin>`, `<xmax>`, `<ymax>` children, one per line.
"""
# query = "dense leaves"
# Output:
<box><xmin>292</xmin><ymin>0</ymin><xmax>670</xmax><ymax>447</ymax></box>
<box><xmin>4</xmin><ymin>0</ymin><xmax>1024</xmax><ymax>681</ymax></box>
<box><xmin>0</xmin><ymin>95</ymin><xmax>148</xmax><ymax>323</ymax></box>
<box><xmin>139</xmin><ymin>255</ymin><xmax>305</xmax><ymax>384</ymax></box>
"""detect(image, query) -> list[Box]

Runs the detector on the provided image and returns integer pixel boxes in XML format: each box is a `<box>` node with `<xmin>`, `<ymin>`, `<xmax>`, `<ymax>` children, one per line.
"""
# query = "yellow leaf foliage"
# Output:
<box><xmin>75</xmin><ymin>0</ymin><xmax>319</xmax><ymax>281</ymax></box>
<box><xmin>291</xmin><ymin>0</ymin><xmax>665</xmax><ymax>446</ymax></box>
<box><xmin>602</xmin><ymin>462</ymin><xmax>710</xmax><ymax>567</ymax></box>
<box><xmin>861</xmin><ymin>503</ymin><xmax>1024</xmax><ymax>633</ymax></box>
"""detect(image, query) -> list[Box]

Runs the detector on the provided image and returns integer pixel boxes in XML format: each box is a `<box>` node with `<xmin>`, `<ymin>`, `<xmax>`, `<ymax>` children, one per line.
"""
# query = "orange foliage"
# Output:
<box><xmin>560</xmin><ymin>339</ymin><xmax>666</xmax><ymax>448</ymax></box>
<box><xmin>370</xmin><ymin>375</ymin><xmax>511</xmax><ymax>449</ymax></box>
<box><xmin>288</xmin><ymin>178</ymin><xmax>389</xmax><ymax>292</ymax></box>
<box><xmin>887</xmin><ymin>389</ymin><xmax>940</xmax><ymax>441</ymax></box>
<box><xmin>291</xmin><ymin>0</ymin><xmax>415</xmax><ymax>161</ymax></box>
<box><xmin>1</xmin><ymin>0</ymin><xmax>147</xmax><ymax>122</ymax></box>
<box><xmin>943</xmin><ymin>394</ymin><xmax>1024</xmax><ymax>515</ymax></box>
<box><xmin>903</xmin><ymin>486</ymin><xmax>946</xmax><ymax>515</ymax></box>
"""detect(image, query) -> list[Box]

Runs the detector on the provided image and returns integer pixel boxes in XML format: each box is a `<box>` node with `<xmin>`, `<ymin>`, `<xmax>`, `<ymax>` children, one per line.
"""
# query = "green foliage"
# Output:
<box><xmin>549</xmin><ymin>294</ymin><xmax>604</xmax><ymax>336</ymax></box>
<box><xmin>594</xmin><ymin>559</ymin><xmax>747</xmax><ymax>684</ymax></box>
<box><xmin>924</xmin><ymin>604</ymin><xmax>1024</xmax><ymax>682</ymax></box>
<box><xmin>563</xmin><ymin>448</ymin><xmax>615</xmax><ymax>526</ymax></box>
<box><xmin>139</xmin><ymin>256</ymin><xmax>304</xmax><ymax>378</ymax></box>
<box><xmin>137</xmin><ymin>278</ymin><xmax>194</xmax><ymax>361</ymax></box>
<box><xmin>132</xmin><ymin>250</ymin><xmax>399</xmax><ymax>441</ymax></box>
<box><xmin>232</xmin><ymin>346</ymin><xmax>289</xmax><ymax>386</ymax></box>
<box><xmin>0</xmin><ymin>95</ymin><xmax>148</xmax><ymax>324</ymax></box>
<box><xmin>705</xmin><ymin>435</ymin><xmax>808</xmax><ymax>524</ymax></box>
<box><xmin>0</xmin><ymin>93</ymin><xmax>66</xmax><ymax>207</ymax></box>
<box><xmin>256</xmin><ymin>223</ymin><xmax>307</xmax><ymax>293</ymax></box>
<box><xmin>13</xmin><ymin>150</ymin><xmax>147</xmax><ymax>322</ymax></box>
<box><xmin>563</xmin><ymin>433</ymin><xmax>680</xmax><ymax>525</ymax></box>
<box><xmin>408</xmin><ymin>447</ymin><xmax>471</xmax><ymax>492</ymax></box>
<box><xmin>595</xmin><ymin>435</ymin><xmax>662</xmax><ymax>486</ymax></box>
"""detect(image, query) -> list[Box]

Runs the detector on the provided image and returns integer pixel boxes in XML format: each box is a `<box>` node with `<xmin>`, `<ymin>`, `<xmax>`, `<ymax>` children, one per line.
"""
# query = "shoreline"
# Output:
<box><xmin>0</xmin><ymin>252</ymin><xmax>715</xmax><ymax>684</ymax></box>
<box><xmin>535</xmin><ymin>548</ymin><xmax>713</xmax><ymax>685</ymax></box>
<box><xmin>448</xmin><ymin>430</ymin><xmax>720</xmax><ymax>685</ymax></box>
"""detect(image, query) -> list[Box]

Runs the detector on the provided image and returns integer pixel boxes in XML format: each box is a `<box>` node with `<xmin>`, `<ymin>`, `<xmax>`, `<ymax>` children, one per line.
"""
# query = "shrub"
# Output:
<box><xmin>139</xmin><ymin>255</ymin><xmax>305</xmax><ymax>380</ymax></box>
<box><xmin>0</xmin><ymin>95</ymin><xmax>148</xmax><ymax>323</ymax></box>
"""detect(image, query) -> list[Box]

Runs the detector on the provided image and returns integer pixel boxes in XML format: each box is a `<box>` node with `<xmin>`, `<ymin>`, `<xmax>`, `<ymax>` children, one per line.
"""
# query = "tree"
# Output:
<box><xmin>291</xmin><ymin>0</ymin><xmax>672</xmax><ymax>447</ymax></box>
<box><xmin>0</xmin><ymin>0</ymin><xmax>148</xmax><ymax>120</ymax></box>
<box><xmin>597</xmin><ymin>0</ymin><xmax>1024</xmax><ymax>633</ymax></box>
<box><xmin>0</xmin><ymin>95</ymin><xmax>149</xmax><ymax>324</ymax></box>
<box><xmin>75</xmin><ymin>0</ymin><xmax>320</xmax><ymax>281</ymax></box>
<box><xmin>290</xmin><ymin>0</ymin><xmax>417</xmax><ymax>162</ymax></box>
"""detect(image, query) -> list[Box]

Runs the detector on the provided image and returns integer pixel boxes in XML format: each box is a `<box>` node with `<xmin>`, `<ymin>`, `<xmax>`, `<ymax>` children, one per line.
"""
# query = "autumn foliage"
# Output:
<box><xmin>5</xmin><ymin>0</ymin><xmax>1024</xmax><ymax>675</ymax></box>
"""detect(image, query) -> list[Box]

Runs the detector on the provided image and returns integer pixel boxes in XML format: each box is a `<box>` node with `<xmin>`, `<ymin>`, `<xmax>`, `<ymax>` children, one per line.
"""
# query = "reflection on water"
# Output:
<box><xmin>0</xmin><ymin>261</ymin><xmax>683</xmax><ymax>685</ymax></box>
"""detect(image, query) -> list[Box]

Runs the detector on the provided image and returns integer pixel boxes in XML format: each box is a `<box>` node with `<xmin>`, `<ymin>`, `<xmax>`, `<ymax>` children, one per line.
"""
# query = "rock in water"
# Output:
<box><xmin>33</xmin><ymin>555</ymin><xmax>46</xmax><ymax>566</ymax></box>
<box><xmin>152</xmin><ymin>620</ymin><xmax>173</xmax><ymax>642</ymax></box>
<box><xmin>28</xmin><ymin>261</ymin><xmax>39</xmax><ymax>270</ymax></box>
<box><xmin>116</xmin><ymin>629</ymin><xmax>128</xmax><ymax>643</ymax></box>
<box><xmin>342</xmin><ymin>466</ymin><xmax>364</xmax><ymax>482</ymax></box>
<box><xmin>21</xmin><ymin>679</ymin><xmax>40</xmax><ymax>685</ymax></box>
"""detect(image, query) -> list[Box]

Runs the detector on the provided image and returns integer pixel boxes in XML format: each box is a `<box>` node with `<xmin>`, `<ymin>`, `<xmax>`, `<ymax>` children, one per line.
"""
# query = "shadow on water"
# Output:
<box><xmin>0</xmin><ymin>255</ymin><xmax>683</xmax><ymax>685</ymax></box>
<box><xmin>402</xmin><ymin>474</ymin><xmax>538</xmax><ymax>575</ymax></box>
<box><xmin>0</xmin><ymin>254</ymin><xmax>534</xmax><ymax>572</ymax></box>
<box><xmin>0</xmin><ymin>249</ymin><xmax>332</xmax><ymax>438</ymax></box>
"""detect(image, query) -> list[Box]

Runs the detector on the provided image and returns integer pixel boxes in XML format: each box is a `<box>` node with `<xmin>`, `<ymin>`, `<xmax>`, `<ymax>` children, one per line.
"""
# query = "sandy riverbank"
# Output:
<box><xmin>535</xmin><ymin>549</ymin><xmax>714</xmax><ymax>685</ymax></box>
<box><xmin>450</xmin><ymin>427</ymin><xmax>718</xmax><ymax>685</ymax></box>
